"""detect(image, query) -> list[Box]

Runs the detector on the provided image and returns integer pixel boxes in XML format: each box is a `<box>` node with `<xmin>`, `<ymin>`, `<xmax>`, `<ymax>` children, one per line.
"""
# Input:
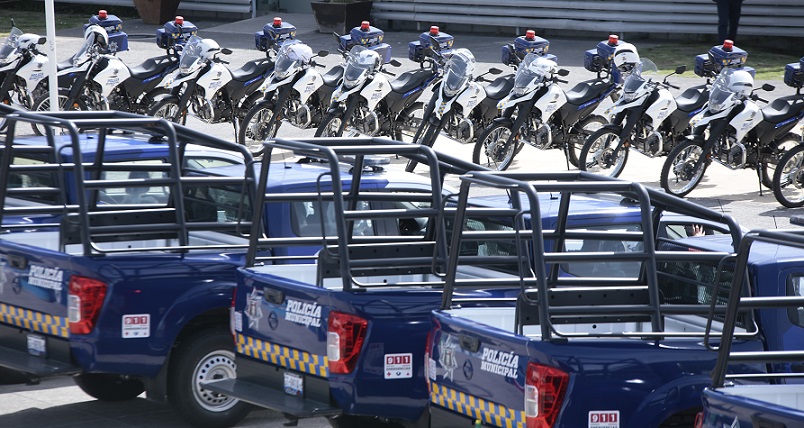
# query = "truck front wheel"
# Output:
<box><xmin>74</xmin><ymin>373</ymin><xmax>145</xmax><ymax>401</ymax></box>
<box><xmin>168</xmin><ymin>328</ymin><xmax>251</xmax><ymax>428</ymax></box>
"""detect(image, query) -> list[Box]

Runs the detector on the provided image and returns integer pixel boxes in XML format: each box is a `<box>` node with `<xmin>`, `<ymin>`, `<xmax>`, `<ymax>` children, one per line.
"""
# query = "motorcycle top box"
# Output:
<box><xmin>156</xmin><ymin>16</ymin><xmax>198</xmax><ymax>50</ymax></box>
<box><xmin>84</xmin><ymin>10</ymin><xmax>128</xmax><ymax>52</ymax></box>
<box><xmin>408</xmin><ymin>26</ymin><xmax>454</xmax><ymax>62</ymax></box>
<box><xmin>501</xmin><ymin>30</ymin><xmax>555</xmax><ymax>65</ymax></box>
<box><xmin>255</xmin><ymin>17</ymin><xmax>297</xmax><ymax>52</ymax></box>
<box><xmin>694</xmin><ymin>40</ymin><xmax>748</xmax><ymax>78</ymax></box>
<box><xmin>783</xmin><ymin>56</ymin><xmax>804</xmax><ymax>89</ymax></box>
<box><xmin>584</xmin><ymin>35</ymin><xmax>624</xmax><ymax>82</ymax></box>
<box><xmin>339</xmin><ymin>21</ymin><xmax>392</xmax><ymax>64</ymax></box>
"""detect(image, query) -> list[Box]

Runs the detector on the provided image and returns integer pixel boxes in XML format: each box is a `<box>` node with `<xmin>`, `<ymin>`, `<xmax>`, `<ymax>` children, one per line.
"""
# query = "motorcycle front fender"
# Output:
<box><xmin>491</xmin><ymin>116</ymin><xmax>515</xmax><ymax>128</ymax></box>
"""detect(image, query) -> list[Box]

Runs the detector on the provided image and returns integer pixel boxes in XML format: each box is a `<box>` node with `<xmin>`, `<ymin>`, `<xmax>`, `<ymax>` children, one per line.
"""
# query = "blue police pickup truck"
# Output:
<box><xmin>697</xmin><ymin>227</ymin><xmax>804</xmax><ymax>428</ymax></box>
<box><xmin>425</xmin><ymin>171</ymin><xmax>765</xmax><ymax>428</ymax></box>
<box><xmin>0</xmin><ymin>108</ymin><xmax>461</xmax><ymax>428</ymax></box>
<box><xmin>204</xmin><ymin>138</ymin><xmax>746</xmax><ymax>428</ymax></box>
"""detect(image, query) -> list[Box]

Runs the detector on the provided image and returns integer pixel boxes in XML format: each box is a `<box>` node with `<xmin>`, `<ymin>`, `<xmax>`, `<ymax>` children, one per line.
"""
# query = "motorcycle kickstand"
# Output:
<box><xmin>756</xmin><ymin>163</ymin><xmax>765</xmax><ymax>197</ymax></box>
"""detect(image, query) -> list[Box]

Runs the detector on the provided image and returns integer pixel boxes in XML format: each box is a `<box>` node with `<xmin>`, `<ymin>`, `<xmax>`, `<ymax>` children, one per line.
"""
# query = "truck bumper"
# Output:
<box><xmin>202</xmin><ymin>357</ymin><xmax>341</xmax><ymax>418</ymax></box>
<box><xmin>0</xmin><ymin>324</ymin><xmax>79</xmax><ymax>376</ymax></box>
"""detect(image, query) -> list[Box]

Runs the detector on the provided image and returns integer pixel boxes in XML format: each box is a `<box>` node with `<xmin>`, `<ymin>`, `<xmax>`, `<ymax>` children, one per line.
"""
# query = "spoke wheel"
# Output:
<box><xmin>773</xmin><ymin>144</ymin><xmax>804</xmax><ymax>208</ymax></box>
<box><xmin>238</xmin><ymin>102</ymin><xmax>279</xmax><ymax>156</ymax></box>
<box><xmin>760</xmin><ymin>135</ymin><xmax>800</xmax><ymax>190</ymax></box>
<box><xmin>148</xmin><ymin>97</ymin><xmax>187</xmax><ymax>125</ymax></box>
<box><xmin>567</xmin><ymin>115</ymin><xmax>607</xmax><ymax>168</ymax></box>
<box><xmin>473</xmin><ymin>123</ymin><xmax>516</xmax><ymax>171</ymax></box>
<box><xmin>31</xmin><ymin>90</ymin><xmax>86</xmax><ymax>136</ymax></box>
<box><xmin>579</xmin><ymin>127</ymin><xmax>629</xmax><ymax>177</ymax></box>
<box><xmin>405</xmin><ymin>118</ymin><xmax>439</xmax><ymax>173</ymax></box>
<box><xmin>660</xmin><ymin>140</ymin><xmax>709</xmax><ymax>197</ymax></box>
<box><xmin>315</xmin><ymin>113</ymin><xmax>345</xmax><ymax>137</ymax></box>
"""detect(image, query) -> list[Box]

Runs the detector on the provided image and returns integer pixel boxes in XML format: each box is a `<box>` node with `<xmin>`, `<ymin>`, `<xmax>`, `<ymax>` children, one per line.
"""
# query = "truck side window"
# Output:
<box><xmin>787</xmin><ymin>275</ymin><xmax>804</xmax><ymax>327</ymax></box>
<box><xmin>562</xmin><ymin>224</ymin><xmax>643</xmax><ymax>278</ymax></box>
<box><xmin>292</xmin><ymin>200</ymin><xmax>372</xmax><ymax>237</ymax></box>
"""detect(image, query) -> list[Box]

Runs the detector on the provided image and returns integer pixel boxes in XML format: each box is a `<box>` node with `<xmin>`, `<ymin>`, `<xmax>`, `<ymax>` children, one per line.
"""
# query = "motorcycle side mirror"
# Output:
<box><xmin>389</xmin><ymin>59</ymin><xmax>402</xmax><ymax>67</ymax></box>
<box><xmin>221</xmin><ymin>48</ymin><xmax>233</xmax><ymax>55</ymax></box>
<box><xmin>761</xmin><ymin>83</ymin><xmax>775</xmax><ymax>92</ymax></box>
<box><xmin>488</xmin><ymin>67</ymin><xmax>503</xmax><ymax>75</ymax></box>
<box><xmin>675</xmin><ymin>65</ymin><xmax>686</xmax><ymax>75</ymax></box>
<box><xmin>317</xmin><ymin>50</ymin><xmax>329</xmax><ymax>57</ymax></box>
<box><xmin>557</xmin><ymin>68</ymin><xmax>570</xmax><ymax>77</ymax></box>
<box><xmin>38</xmin><ymin>36</ymin><xmax>47</xmax><ymax>45</ymax></box>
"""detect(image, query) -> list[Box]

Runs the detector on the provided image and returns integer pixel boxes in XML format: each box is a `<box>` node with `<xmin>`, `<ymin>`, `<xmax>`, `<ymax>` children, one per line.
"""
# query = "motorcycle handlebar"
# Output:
<box><xmin>555</xmin><ymin>78</ymin><xmax>568</xmax><ymax>84</ymax></box>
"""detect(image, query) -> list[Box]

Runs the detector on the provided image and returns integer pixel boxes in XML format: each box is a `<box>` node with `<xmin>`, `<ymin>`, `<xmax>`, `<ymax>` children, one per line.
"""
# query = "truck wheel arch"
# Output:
<box><xmin>630</xmin><ymin>375</ymin><xmax>710</xmax><ymax>427</ymax></box>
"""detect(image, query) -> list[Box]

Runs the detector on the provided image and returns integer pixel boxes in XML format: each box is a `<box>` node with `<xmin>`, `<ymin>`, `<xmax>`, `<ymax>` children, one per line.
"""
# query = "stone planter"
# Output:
<box><xmin>310</xmin><ymin>1</ymin><xmax>374</xmax><ymax>35</ymax></box>
<box><xmin>133</xmin><ymin>0</ymin><xmax>181</xmax><ymax>25</ymax></box>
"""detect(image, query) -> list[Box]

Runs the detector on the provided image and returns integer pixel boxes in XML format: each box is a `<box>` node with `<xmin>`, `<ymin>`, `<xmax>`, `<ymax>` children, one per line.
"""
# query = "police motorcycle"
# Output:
<box><xmin>660</xmin><ymin>66</ymin><xmax>779</xmax><ymax>198</ymax></box>
<box><xmin>148</xmin><ymin>28</ymin><xmax>275</xmax><ymax>135</ymax></box>
<box><xmin>766</xmin><ymin>56</ymin><xmax>804</xmax><ymax>207</ymax></box>
<box><xmin>404</xmin><ymin>46</ymin><xmax>506</xmax><ymax>172</ymax></box>
<box><xmin>579</xmin><ymin>42</ymin><xmax>745</xmax><ymax>178</ymax></box>
<box><xmin>472</xmin><ymin>33</ymin><xmax>622</xmax><ymax>171</ymax></box>
<box><xmin>29</xmin><ymin>24</ymin><xmax>112</xmax><ymax>135</ymax></box>
<box><xmin>315</xmin><ymin>25</ymin><xmax>447</xmax><ymax>143</ymax></box>
<box><xmin>0</xmin><ymin>24</ymin><xmax>47</xmax><ymax>128</ymax></box>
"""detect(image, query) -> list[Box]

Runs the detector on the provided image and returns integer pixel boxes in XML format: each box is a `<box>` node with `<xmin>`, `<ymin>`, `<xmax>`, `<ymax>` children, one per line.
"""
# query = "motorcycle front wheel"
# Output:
<box><xmin>760</xmin><ymin>134</ymin><xmax>801</xmax><ymax>190</ymax></box>
<box><xmin>473</xmin><ymin>123</ymin><xmax>517</xmax><ymax>171</ymax></box>
<box><xmin>315</xmin><ymin>113</ymin><xmax>345</xmax><ymax>137</ymax></box>
<box><xmin>238</xmin><ymin>102</ymin><xmax>279</xmax><ymax>156</ymax></box>
<box><xmin>567</xmin><ymin>115</ymin><xmax>607</xmax><ymax>168</ymax></box>
<box><xmin>405</xmin><ymin>118</ymin><xmax>440</xmax><ymax>173</ymax></box>
<box><xmin>660</xmin><ymin>140</ymin><xmax>709</xmax><ymax>197</ymax></box>
<box><xmin>148</xmin><ymin>97</ymin><xmax>187</xmax><ymax>125</ymax></box>
<box><xmin>31</xmin><ymin>89</ymin><xmax>88</xmax><ymax>136</ymax></box>
<box><xmin>578</xmin><ymin>128</ymin><xmax>629</xmax><ymax>178</ymax></box>
<box><xmin>773</xmin><ymin>144</ymin><xmax>804</xmax><ymax>208</ymax></box>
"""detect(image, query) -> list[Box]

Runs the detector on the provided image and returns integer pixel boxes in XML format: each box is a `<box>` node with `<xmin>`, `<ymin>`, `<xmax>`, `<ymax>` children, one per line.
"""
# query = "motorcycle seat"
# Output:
<box><xmin>231</xmin><ymin>58</ymin><xmax>273</xmax><ymax>82</ymax></box>
<box><xmin>129</xmin><ymin>55</ymin><xmax>175</xmax><ymax>80</ymax></box>
<box><xmin>761</xmin><ymin>95</ymin><xmax>804</xmax><ymax>124</ymax></box>
<box><xmin>565</xmin><ymin>79</ymin><xmax>611</xmax><ymax>106</ymax></box>
<box><xmin>484</xmin><ymin>75</ymin><xmax>514</xmax><ymax>101</ymax></box>
<box><xmin>390</xmin><ymin>69</ymin><xmax>433</xmax><ymax>94</ymax></box>
<box><xmin>675</xmin><ymin>85</ymin><xmax>708</xmax><ymax>113</ymax></box>
<box><xmin>322</xmin><ymin>65</ymin><xmax>344</xmax><ymax>87</ymax></box>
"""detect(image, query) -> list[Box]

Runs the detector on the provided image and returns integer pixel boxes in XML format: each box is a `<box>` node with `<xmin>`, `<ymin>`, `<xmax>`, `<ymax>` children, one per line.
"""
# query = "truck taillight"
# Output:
<box><xmin>327</xmin><ymin>311</ymin><xmax>367</xmax><ymax>374</ymax></box>
<box><xmin>68</xmin><ymin>276</ymin><xmax>107</xmax><ymax>334</ymax></box>
<box><xmin>525</xmin><ymin>363</ymin><xmax>569</xmax><ymax>428</ymax></box>
<box><xmin>694</xmin><ymin>411</ymin><xmax>703</xmax><ymax>428</ymax></box>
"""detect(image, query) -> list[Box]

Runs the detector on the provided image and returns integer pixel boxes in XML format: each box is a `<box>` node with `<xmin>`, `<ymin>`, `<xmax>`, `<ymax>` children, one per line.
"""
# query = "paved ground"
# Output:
<box><xmin>1</xmin><ymin>10</ymin><xmax>803</xmax><ymax>428</ymax></box>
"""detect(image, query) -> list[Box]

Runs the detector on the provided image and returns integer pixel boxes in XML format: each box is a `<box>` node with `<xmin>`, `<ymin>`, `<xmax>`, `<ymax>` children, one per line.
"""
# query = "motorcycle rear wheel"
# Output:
<box><xmin>773</xmin><ymin>144</ymin><xmax>804</xmax><ymax>208</ymax></box>
<box><xmin>315</xmin><ymin>113</ymin><xmax>345</xmax><ymax>137</ymax></box>
<box><xmin>31</xmin><ymin>89</ymin><xmax>88</xmax><ymax>136</ymax></box>
<box><xmin>405</xmin><ymin>118</ymin><xmax>440</xmax><ymax>173</ymax></box>
<box><xmin>660</xmin><ymin>140</ymin><xmax>709</xmax><ymax>197</ymax></box>
<box><xmin>473</xmin><ymin>123</ymin><xmax>517</xmax><ymax>171</ymax></box>
<box><xmin>148</xmin><ymin>97</ymin><xmax>187</xmax><ymax>125</ymax></box>
<box><xmin>238</xmin><ymin>102</ymin><xmax>279</xmax><ymax>156</ymax></box>
<box><xmin>579</xmin><ymin>128</ymin><xmax>629</xmax><ymax>178</ymax></box>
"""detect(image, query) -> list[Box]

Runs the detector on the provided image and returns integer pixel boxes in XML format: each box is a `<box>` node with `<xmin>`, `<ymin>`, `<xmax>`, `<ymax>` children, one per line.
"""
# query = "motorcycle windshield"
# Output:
<box><xmin>342</xmin><ymin>46</ymin><xmax>376</xmax><ymax>89</ymax></box>
<box><xmin>708</xmin><ymin>69</ymin><xmax>738</xmax><ymax>113</ymax></box>
<box><xmin>443</xmin><ymin>49</ymin><xmax>476</xmax><ymax>98</ymax></box>
<box><xmin>513</xmin><ymin>54</ymin><xmax>551</xmax><ymax>93</ymax></box>
<box><xmin>0</xmin><ymin>27</ymin><xmax>22</xmax><ymax>62</ymax></box>
<box><xmin>71</xmin><ymin>31</ymin><xmax>98</xmax><ymax>67</ymax></box>
<box><xmin>179</xmin><ymin>36</ymin><xmax>203</xmax><ymax>75</ymax></box>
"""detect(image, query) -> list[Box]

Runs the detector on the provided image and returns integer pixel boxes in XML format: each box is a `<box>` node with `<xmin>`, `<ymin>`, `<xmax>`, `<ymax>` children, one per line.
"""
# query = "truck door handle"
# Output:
<box><xmin>459</xmin><ymin>334</ymin><xmax>480</xmax><ymax>353</ymax></box>
<box><xmin>7</xmin><ymin>254</ymin><xmax>27</xmax><ymax>270</ymax></box>
<box><xmin>263</xmin><ymin>289</ymin><xmax>284</xmax><ymax>305</ymax></box>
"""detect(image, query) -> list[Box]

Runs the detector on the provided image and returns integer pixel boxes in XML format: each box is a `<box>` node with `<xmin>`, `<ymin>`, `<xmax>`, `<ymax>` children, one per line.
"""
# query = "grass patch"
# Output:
<box><xmin>641</xmin><ymin>42</ymin><xmax>800</xmax><ymax>81</ymax></box>
<box><xmin>0</xmin><ymin>1</ymin><xmax>138</xmax><ymax>37</ymax></box>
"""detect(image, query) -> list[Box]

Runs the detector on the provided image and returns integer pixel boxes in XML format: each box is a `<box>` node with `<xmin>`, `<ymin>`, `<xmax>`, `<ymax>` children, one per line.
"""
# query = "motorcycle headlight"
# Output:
<box><xmin>622</xmin><ymin>91</ymin><xmax>639</xmax><ymax>102</ymax></box>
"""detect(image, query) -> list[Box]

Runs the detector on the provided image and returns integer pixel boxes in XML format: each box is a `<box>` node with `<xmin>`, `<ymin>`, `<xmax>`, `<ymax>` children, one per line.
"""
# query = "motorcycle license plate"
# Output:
<box><xmin>27</xmin><ymin>333</ymin><xmax>47</xmax><ymax>358</ymax></box>
<box><xmin>284</xmin><ymin>371</ymin><xmax>303</xmax><ymax>397</ymax></box>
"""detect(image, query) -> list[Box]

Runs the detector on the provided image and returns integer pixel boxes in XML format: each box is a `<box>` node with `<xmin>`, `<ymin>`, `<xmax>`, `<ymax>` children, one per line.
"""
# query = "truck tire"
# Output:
<box><xmin>73</xmin><ymin>373</ymin><xmax>145</xmax><ymax>401</ymax></box>
<box><xmin>168</xmin><ymin>328</ymin><xmax>250</xmax><ymax>428</ymax></box>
